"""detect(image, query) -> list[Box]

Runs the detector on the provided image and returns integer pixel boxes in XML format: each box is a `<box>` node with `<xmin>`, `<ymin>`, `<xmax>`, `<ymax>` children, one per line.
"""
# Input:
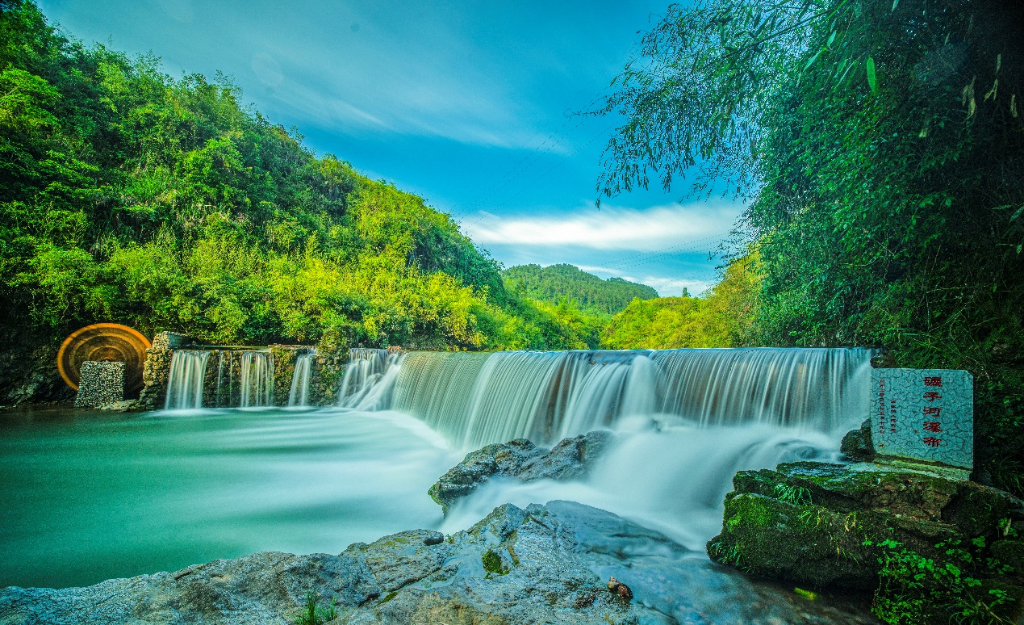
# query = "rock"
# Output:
<box><xmin>839</xmin><ymin>418</ymin><xmax>875</xmax><ymax>462</ymax></box>
<box><xmin>428</xmin><ymin>431</ymin><xmax>615</xmax><ymax>514</ymax></box>
<box><xmin>96</xmin><ymin>399</ymin><xmax>142</xmax><ymax>412</ymax></box>
<box><xmin>0</xmin><ymin>501</ymin><xmax>876</xmax><ymax>624</ymax></box>
<box><xmin>607</xmin><ymin>577</ymin><xmax>632</xmax><ymax>603</ymax></box>
<box><xmin>708</xmin><ymin>460</ymin><xmax>1024</xmax><ymax>594</ymax></box>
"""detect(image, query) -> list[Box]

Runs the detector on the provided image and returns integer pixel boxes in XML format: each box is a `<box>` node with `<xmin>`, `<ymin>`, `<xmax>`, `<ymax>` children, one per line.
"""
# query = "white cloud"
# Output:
<box><xmin>462</xmin><ymin>201</ymin><xmax>741</xmax><ymax>251</ymax></box>
<box><xmin>545</xmin><ymin>265</ymin><xmax>711</xmax><ymax>298</ymax></box>
<box><xmin>627</xmin><ymin>276</ymin><xmax>711</xmax><ymax>298</ymax></box>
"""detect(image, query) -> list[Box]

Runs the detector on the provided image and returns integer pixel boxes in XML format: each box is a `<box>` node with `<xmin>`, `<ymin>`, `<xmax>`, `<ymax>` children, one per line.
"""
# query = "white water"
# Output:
<box><xmin>164</xmin><ymin>350</ymin><xmax>210</xmax><ymax>409</ymax></box>
<box><xmin>287</xmin><ymin>351</ymin><xmax>315</xmax><ymax>407</ymax></box>
<box><xmin>159</xmin><ymin>346</ymin><xmax>872</xmax><ymax>559</ymax></box>
<box><xmin>239</xmin><ymin>351</ymin><xmax>273</xmax><ymax>407</ymax></box>
<box><xmin>375</xmin><ymin>348</ymin><xmax>871</xmax><ymax>450</ymax></box>
<box><xmin>338</xmin><ymin>348</ymin><xmax>401</xmax><ymax>410</ymax></box>
<box><xmin>329</xmin><ymin>346</ymin><xmax>872</xmax><ymax>545</ymax></box>
<box><xmin>441</xmin><ymin>416</ymin><xmax>839</xmax><ymax>551</ymax></box>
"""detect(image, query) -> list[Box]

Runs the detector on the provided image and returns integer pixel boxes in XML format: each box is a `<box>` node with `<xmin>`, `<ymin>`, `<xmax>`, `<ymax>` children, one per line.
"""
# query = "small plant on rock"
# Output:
<box><xmin>866</xmin><ymin>537</ymin><xmax>1014</xmax><ymax>624</ymax></box>
<box><xmin>482</xmin><ymin>549</ymin><xmax>509</xmax><ymax>577</ymax></box>
<box><xmin>294</xmin><ymin>590</ymin><xmax>338</xmax><ymax>625</ymax></box>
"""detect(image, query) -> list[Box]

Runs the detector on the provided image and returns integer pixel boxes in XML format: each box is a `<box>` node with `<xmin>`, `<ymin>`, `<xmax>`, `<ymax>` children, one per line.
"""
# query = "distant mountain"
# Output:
<box><xmin>503</xmin><ymin>264</ymin><xmax>659</xmax><ymax>317</ymax></box>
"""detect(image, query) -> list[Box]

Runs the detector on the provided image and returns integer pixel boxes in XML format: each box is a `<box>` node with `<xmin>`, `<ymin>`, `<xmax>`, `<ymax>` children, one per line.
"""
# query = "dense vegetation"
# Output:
<box><xmin>601</xmin><ymin>253</ymin><xmax>759</xmax><ymax>349</ymax></box>
<box><xmin>503</xmin><ymin>263</ymin><xmax>658</xmax><ymax>317</ymax></box>
<box><xmin>0</xmin><ymin>0</ymin><xmax>599</xmax><ymax>401</ymax></box>
<box><xmin>599</xmin><ymin>0</ymin><xmax>1023</xmax><ymax>620</ymax></box>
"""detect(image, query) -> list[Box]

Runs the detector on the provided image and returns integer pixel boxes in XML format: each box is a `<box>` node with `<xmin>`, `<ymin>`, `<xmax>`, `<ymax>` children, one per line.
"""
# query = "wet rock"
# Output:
<box><xmin>708</xmin><ymin>460</ymin><xmax>1024</xmax><ymax>595</ymax></box>
<box><xmin>0</xmin><ymin>501</ymin><xmax>877</xmax><ymax>624</ymax></box>
<box><xmin>839</xmin><ymin>418</ymin><xmax>874</xmax><ymax>462</ymax></box>
<box><xmin>607</xmin><ymin>576</ymin><xmax>633</xmax><ymax>602</ymax></box>
<box><xmin>428</xmin><ymin>431</ymin><xmax>615</xmax><ymax>514</ymax></box>
<box><xmin>96</xmin><ymin>399</ymin><xmax>142</xmax><ymax>412</ymax></box>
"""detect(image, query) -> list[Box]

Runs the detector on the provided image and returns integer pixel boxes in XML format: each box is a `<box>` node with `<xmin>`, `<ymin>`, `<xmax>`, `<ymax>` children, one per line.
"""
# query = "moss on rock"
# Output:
<box><xmin>708</xmin><ymin>460</ymin><xmax>1024</xmax><ymax>594</ymax></box>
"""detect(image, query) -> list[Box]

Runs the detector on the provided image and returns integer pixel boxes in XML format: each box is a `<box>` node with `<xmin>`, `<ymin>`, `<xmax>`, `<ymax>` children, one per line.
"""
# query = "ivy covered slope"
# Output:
<box><xmin>0</xmin><ymin>1</ymin><xmax>594</xmax><ymax>403</ymax></box>
<box><xmin>503</xmin><ymin>263</ymin><xmax>658</xmax><ymax>317</ymax></box>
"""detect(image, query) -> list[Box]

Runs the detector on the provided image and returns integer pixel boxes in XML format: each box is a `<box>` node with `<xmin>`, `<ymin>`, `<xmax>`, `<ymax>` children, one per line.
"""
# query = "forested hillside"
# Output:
<box><xmin>0</xmin><ymin>0</ymin><xmax>596</xmax><ymax>401</ymax></box>
<box><xmin>601</xmin><ymin>254</ymin><xmax>759</xmax><ymax>349</ymax></box>
<box><xmin>503</xmin><ymin>263</ymin><xmax>658</xmax><ymax>316</ymax></box>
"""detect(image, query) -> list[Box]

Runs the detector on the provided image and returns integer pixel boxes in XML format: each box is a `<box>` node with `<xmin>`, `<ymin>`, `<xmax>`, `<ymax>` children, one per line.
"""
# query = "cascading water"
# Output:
<box><xmin>164</xmin><ymin>350</ymin><xmax>211</xmax><ymax>409</ymax></box>
<box><xmin>239</xmin><ymin>351</ymin><xmax>273</xmax><ymax>407</ymax></box>
<box><xmin>287</xmin><ymin>351</ymin><xmax>315</xmax><ymax>407</ymax></box>
<box><xmin>377</xmin><ymin>348</ymin><xmax>872</xmax><ymax>449</ymax></box>
<box><xmin>338</xmin><ymin>348</ymin><xmax>402</xmax><ymax>410</ymax></box>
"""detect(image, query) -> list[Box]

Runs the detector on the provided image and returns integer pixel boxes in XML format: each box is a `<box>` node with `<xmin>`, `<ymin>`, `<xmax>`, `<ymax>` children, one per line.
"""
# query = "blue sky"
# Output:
<box><xmin>38</xmin><ymin>0</ymin><xmax>742</xmax><ymax>296</ymax></box>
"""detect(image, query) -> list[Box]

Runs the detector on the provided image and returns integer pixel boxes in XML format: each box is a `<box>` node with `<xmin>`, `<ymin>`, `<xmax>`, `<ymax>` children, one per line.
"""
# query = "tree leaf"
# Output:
<box><xmin>892</xmin><ymin>0</ymin><xmax>900</xmax><ymax>11</ymax></box>
<box><xmin>804</xmin><ymin>48</ymin><xmax>823</xmax><ymax>71</ymax></box>
<box><xmin>866</xmin><ymin>57</ymin><xmax>878</xmax><ymax>94</ymax></box>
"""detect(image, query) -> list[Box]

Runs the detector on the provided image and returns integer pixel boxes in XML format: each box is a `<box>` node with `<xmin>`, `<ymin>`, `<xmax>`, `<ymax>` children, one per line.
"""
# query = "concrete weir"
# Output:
<box><xmin>139</xmin><ymin>332</ymin><xmax>348</xmax><ymax>410</ymax></box>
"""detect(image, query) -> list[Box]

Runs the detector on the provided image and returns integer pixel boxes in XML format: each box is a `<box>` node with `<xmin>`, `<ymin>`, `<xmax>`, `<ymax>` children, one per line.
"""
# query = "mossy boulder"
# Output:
<box><xmin>839</xmin><ymin>419</ymin><xmax>875</xmax><ymax>462</ymax></box>
<box><xmin>708</xmin><ymin>461</ymin><xmax>1024</xmax><ymax>591</ymax></box>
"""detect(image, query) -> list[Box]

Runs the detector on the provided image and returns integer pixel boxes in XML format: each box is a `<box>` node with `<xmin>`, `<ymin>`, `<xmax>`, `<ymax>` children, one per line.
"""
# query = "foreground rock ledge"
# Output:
<box><xmin>707</xmin><ymin>460</ymin><xmax>1024</xmax><ymax>615</ymax></box>
<box><xmin>1</xmin><ymin>501</ymin><xmax>874</xmax><ymax>625</ymax></box>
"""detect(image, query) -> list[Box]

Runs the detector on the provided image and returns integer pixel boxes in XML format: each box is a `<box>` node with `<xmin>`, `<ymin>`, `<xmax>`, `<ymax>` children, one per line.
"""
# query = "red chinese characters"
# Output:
<box><xmin>922</xmin><ymin>375</ymin><xmax>944</xmax><ymax>450</ymax></box>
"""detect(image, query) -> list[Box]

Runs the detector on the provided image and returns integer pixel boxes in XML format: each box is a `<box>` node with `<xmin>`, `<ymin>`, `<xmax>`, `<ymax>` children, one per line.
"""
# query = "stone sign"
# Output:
<box><xmin>870</xmin><ymin>368</ymin><xmax>973</xmax><ymax>469</ymax></box>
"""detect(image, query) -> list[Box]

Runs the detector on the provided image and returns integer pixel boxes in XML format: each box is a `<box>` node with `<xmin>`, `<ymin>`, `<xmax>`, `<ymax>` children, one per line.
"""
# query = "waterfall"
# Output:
<box><xmin>239</xmin><ymin>351</ymin><xmax>273</xmax><ymax>407</ymax></box>
<box><xmin>164</xmin><ymin>350</ymin><xmax>211</xmax><ymax>409</ymax></box>
<box><xmin>338</xmin><ymin>348</ymin><xmax>398</xmax><ymax>409</ymax></box>
<box><xmin>287</xmin><ymin>351</ymin><xmax>315</xmax><ymax>407</ymax></box>
<box><xmin>374</xmin><ymin>348</ymin><xmax>872</xmax><ymax>449</ymax></box>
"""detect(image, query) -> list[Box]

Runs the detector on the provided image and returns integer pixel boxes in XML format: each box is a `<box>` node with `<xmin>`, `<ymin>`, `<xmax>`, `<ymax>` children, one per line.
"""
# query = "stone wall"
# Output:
<box><xmin>309</xmin><ymin>349</ymin><xmax>346</xmax><ymax>406</ymax></box>
<box><xmin>74</xmin><ymin>361</ymin><xmax>125</xmax><ymax>408</ymax></box>
<box><xmin>137</xmin><ymin>334</ymin><xmax>349</xmax><ymax>410</ymax></box>
<box><xmin>138</xmin><ymin>332</ymin><xmax>193</xmax><ymax>410</ymax></box>
<box><xmin>269</xmin><ymin>345</ymin><xmax>303</xmax><ymax>406</ymax></box>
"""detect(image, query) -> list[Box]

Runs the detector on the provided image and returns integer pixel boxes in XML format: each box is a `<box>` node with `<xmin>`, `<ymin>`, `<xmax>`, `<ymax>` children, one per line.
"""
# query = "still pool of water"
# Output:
<box><xmin>0</xmin><ymin>407</ymin><xmax>461</xmax><ymax>589</ymax></box>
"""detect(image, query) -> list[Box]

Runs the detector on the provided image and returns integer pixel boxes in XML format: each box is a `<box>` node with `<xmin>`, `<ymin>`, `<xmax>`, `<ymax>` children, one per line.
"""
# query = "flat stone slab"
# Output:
<box><xmin>870</xmin><ymin>368</ymin><xmax>973</xmax><ymax>469</ymax></box>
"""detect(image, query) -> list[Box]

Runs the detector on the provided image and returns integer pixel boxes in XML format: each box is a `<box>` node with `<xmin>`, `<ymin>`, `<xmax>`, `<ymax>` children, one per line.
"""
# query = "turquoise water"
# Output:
<box><xmin>0</xmin><ymin>407</ymin><xmax>460</xmax><ymax>589</ymax></box>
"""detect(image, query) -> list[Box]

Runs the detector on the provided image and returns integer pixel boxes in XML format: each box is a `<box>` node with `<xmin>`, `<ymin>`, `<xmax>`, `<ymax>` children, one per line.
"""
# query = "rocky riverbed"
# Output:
<box><xmin>0</xmin><ymin>500</ymin><xmax>876</xmax><ymax>624</ymax></box>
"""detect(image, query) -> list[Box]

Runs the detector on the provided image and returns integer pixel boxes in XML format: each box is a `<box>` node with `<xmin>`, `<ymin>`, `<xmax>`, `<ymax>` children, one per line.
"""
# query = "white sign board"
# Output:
<box><xmin>870</xmin><ymin>368</ymin><xmax>973</xmax><ymax>469</ymax></box>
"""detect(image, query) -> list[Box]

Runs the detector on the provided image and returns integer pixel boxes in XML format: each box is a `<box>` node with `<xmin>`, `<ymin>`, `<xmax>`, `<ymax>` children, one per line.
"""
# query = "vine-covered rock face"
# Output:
<box><xmin>0</xmin><ymin>501</ymin><xmax>877</xmax><ymax>624</ymax></box>
<box><xmin>427</xmin><ymin>431</ymin><xmax>616</xmax><ymax>514</ymax></box>
<box><xmin>707</xmin><ymin>461</ymin><xmax>1024</xmax><ymax>595</ymax></box>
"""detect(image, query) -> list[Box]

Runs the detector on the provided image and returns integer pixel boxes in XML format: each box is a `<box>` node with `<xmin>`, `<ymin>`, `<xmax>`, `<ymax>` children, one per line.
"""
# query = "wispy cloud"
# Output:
<box><xmin>463</xmin><ymin>201</ymin><xmax>741</xmax><ymax>251</ymax></box>
<box><xmin>574</xmin><ymin>265</ymin><xmax>711</xmax><ymax>297</ymax></box>
<box><xmin>631</xmin><ymin>276</ymin><xmax>712</xmax><ymax>298</ymax></box>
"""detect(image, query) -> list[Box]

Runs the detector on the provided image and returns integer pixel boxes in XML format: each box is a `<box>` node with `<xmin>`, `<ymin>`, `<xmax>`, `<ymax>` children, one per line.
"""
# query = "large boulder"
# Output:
<box><xmin>708</xmin><ymin>461</ymin><xmax>1024</xmax><ymax>596</ymax></box>
<box><xmin>428</xmin><ymin>431</ymin><xmax>615</xmax><ymax>514</ymax></box>
<box><xmin>0</xmin><ymin>501</ymin><xmax>876</xmax><ymax>624</ymax></box>
<box><xmin>839</xmin><ymin>419</ymin><xmax>874</xmax><ymax>462</ymax></box>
